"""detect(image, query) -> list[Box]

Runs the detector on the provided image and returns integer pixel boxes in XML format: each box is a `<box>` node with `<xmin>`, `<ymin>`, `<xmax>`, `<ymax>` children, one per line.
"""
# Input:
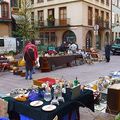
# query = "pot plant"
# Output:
<box><xmin>47</xmin><ymin>15</ymin><xmax>55</xmax><ymax>26</ymax></box>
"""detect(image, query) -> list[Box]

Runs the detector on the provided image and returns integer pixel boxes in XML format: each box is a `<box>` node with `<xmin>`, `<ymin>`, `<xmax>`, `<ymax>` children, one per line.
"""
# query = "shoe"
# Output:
<box><xmin>25</xmin><ymin>77</ymin><xmax>28</xmax><ymax>80</ymax></box>
<box><xmin>29</xmin><ymin>78</ymin><xmax>33</xmax><ymax>80</ymax></box>
<box><xmin>32</xmin><ymin>71</ymin><xmax>35</xmax><ymax>74</ymax></box>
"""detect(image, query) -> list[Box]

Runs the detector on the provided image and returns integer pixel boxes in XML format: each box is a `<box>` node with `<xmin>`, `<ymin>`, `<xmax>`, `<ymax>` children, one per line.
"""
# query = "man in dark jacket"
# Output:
<box><xmin>24</xmin><ymin>47</ymin><xmax>35</xmax><ymax>80</ymax></box>
<box><xmin>105</xmin><ymin>43</ymin><xmax>111</xmax><ymax>62</ymax></box>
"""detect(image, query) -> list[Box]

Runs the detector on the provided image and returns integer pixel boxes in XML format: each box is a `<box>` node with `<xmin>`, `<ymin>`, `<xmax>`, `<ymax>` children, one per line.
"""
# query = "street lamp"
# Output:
<box><xmin>94</xmin><ymin>24</ymin><xmax>99</xmax><ymax>49</ymax></box>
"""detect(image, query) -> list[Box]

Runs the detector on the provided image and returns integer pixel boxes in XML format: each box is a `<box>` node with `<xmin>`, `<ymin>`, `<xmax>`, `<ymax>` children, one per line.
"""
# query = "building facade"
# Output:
<box><xmin>0</xmin><ymin>0</ymin><xmax>12</xmax><ymax>37</ymax></box>
<box><xmin>112</xmin><ymin>0</ymin><xmax>120</xmax><ymax>41</ymax></box>
<box><xmin>31</xmin><ymin>0</ymin><xmax>112</xmax><ymax>50</ymax></box>
<box><xmin>11</xmin><ymin>0</ymin><xmax>21</xmax><ymax>14</ymax></box>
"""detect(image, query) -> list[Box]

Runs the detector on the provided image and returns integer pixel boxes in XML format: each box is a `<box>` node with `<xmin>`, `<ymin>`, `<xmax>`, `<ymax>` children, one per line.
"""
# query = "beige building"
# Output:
<box><xmin>112</xmin><ymin>0</ymin><xmax>120</xmax><ymax>41</ymax></box>
<box><xmin>0</xmin><ymin>0</ymin><xmax>12</xmax><ymax>37</ymax></box>
<box><xmin>31</xmin><ymin>0</ymin><xmax>112</xmax><ymax>50</ymax></box>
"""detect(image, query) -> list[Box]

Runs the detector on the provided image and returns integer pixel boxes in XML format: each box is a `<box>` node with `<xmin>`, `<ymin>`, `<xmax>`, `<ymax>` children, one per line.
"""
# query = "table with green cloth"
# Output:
<box><xmin>7</xmin><ymin>89</ymin><xmax>94</xmax><ymax>120</ymax></box>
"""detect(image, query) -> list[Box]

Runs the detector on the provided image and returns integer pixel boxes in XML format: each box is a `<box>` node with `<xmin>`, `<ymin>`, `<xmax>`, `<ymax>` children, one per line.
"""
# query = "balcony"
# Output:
<box><xmin>38</xmin><ymin>20</ymin><xmax>44</xmax><ymax>26</ymax></box>
<box><xmin>95</xmin><ymin>17</ymin><xmax>110</xmax><ymax>29</ymax></box>
<box><xmin>36</xmin><ymin>18</ymin><xmax>70</xmax><ymax>28</ymax></box>
<box><xmin>98</xmin><ymin>21</ymin><xmax>110</xmax><ymax>29</ymax></box>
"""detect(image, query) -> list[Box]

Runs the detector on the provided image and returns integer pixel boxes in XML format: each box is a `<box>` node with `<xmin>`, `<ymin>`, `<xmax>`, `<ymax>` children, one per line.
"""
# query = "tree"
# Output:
<box><xmin>12</xmin><ymin>0</ymin><xmax>37</xmax><ymax>42</ymax></box>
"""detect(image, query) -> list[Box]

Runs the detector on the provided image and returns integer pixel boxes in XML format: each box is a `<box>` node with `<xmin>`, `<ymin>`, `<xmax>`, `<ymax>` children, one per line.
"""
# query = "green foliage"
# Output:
<box><xmin>9</xmin><ymin>50</ymin><xmax>16</xmax><ymax>55</ymax></box>
<box><xmin>115</xmin><ymin>113</ymin><xmax>120</xmax><ymax>120</ymax></box>
<box><xmin>12</xmin><ymin>0</ymin><xmax>38</xmax><ymax>42</ymax></box>
<box><xmin>38</xmin><ymin>44</ymin><xmax>48</xmax><ymax>52</ymax></box>
<box><xmin>47</xmin><ymin>15</ymin><xmax>55</xmax><ymax>22</ymax></box>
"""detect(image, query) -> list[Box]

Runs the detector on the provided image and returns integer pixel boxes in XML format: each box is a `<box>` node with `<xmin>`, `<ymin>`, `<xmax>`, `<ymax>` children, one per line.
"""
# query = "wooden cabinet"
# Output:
<box><xmin>106</xmin><ymin>84</ymin><xmax>120</xmax><ymax>114</ymax></box>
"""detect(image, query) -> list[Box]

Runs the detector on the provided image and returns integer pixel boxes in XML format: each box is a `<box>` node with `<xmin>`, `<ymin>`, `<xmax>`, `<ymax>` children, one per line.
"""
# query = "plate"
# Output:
<box><xmin>42</xmin><ymin>105</ymin><xmax>56</xmax><ymax>111</ymax></box>
<box><xmin>30</xmin><ymin>100</ymin><xmax>43</xmax><ymax>107</ymax></box>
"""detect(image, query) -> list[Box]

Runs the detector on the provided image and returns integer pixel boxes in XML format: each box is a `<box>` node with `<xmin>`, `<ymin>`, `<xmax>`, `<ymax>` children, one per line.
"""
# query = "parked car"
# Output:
<box><xmin>111</xmin><ymin>38</ymin><xmax>120</xmax><ymax>55</ymax></box>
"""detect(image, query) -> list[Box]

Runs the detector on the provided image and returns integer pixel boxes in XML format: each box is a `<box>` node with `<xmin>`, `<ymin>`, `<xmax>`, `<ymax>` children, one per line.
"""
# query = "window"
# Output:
<box><xmin>101</xmin><ymin>0</ymin><xmax>104</xmax><ymax>4</ymax></box>
<box><xmin>37</xmin><ymin>0</ymin><xmax>44</xmax><ymax>3</ymax></box>
<box><xmin>59</xmin><ymin>7</ymin><xmax>67</xmax><ymax>25</ymax></box>
<box><xmin>63</xmin><ymin>30</ymin><xmax>76</xmax><ymax>43</ymax></box>
<box><xmin>48</xmin><ymin>9</ymin><xmax>54</xmax><ymax>17</ymax></box>
<box><xmin>51</xmin><ymin>32</ymin><xmax>56</xmax><ymax>42</ymax></box>
<box><xmin>88</xmin><ymin>7</ymin><xmax>93</xmax><ymax>25</ymax></box>
<box><xmin>39</xmin><ymin>32</ymin><xmax>56</xmax><ymax>45</ymax></box>
<box><xmin>1</xmin><ymin>2</ymin><xmax>9</xmax><ymax>18</ymax></box>
<box><xmin>0</xmin><ymin>39</ymin><xmax>4</xmax><ymax>47</ymax></box>
<box><xmin>106</xmin><ymin>0</ymin><xmax>109</xmax><ymax>5</ymax></box>
<box><xmin>38</xmin><ymin>10</ymin><xmax>44</xmax><ymax>21</ymax></box>
<box><xmin>31</xmin><ymin>12</ymin><xmax>34</xmax><ymax>24</ymax></box>
<box><xmin>101</xmin><ymin>11</ymin><xmax>104</xmax><ymax>20</ymax></box>
<box><xmin>118</xmin><ymin>0</ymin><xmax>120</xmax><ymax>8</ymax></box>
<box><xmin>106</xmin><ymin>12</ymin><xmax>109</xmax><ymax>20</ymax></box>
<box><xmin>38</xmin><ymin>10</ymin><xmax>44</xmax><ymax>26</ymax></box>
<box><xmin>112</xmin><ymin>0</ymin><xmax>118</xmax><ymax>6</ymax></box>
<box><xmin>95</xmin><ymin>9</ymin><xmax>99</xmax><ymax>24</ymax></box>
<box><xmin>11</xmin><ymin>0</ymin><xmax>18</xmax><ymax>7</ymax></box>
<box><xmin>59</xmin><ymin>7</ymin><xmax>66</xmax><ymax>20</ymax></box>
<box><xmin>45</xmin><ymin>32</ymin><xmax>49</xmax><ymax>44</ymax></box>
<box><xmin>31</xmin><ymin>0</ymin><xmax>34</xmax><ymax>4</ymax></box>
<box><xmin>19</xmin><ymin>0</ymin><xmax>21</xmax><ymax>8</ymax></box>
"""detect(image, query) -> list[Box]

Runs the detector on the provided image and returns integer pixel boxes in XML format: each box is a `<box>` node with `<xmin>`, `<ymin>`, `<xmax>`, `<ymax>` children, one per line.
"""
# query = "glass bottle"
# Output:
<box><xmin>44</xmin><ymin>82</ymin><xmax>52</xmax><ymax>102</ymax></box>
<box><xmin>74</xmin><ymin>77</ymin><xmax>79</xmax><ymax>86</ymax></box>
<box><xmin>57</xmin><ymin>84</ymin><xmax>64</xmax><ymax>102</ymax></box>
<box><xmin>51</xmin><ymin>86</ymin><xmax>59</xmax><ymax>105</ymax></box>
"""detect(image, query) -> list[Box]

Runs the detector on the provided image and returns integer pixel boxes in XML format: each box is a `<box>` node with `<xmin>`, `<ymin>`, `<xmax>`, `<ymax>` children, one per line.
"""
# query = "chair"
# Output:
<box><xmin>51</xmin><ymin>100</ymin><xmax>81</xmax><ymax>120</ymax></box>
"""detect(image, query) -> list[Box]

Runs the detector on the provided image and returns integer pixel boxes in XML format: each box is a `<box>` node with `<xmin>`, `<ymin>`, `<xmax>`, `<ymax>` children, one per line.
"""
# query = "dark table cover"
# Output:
<box><xmin>39</xmin><ymin>54</ymin><xmax>83</xmax><ymax>71</ymax></box>
<box><xmin>8</xmin><ymin>89</ymin><xmax>94</xmax><ymax>120</ymax></box>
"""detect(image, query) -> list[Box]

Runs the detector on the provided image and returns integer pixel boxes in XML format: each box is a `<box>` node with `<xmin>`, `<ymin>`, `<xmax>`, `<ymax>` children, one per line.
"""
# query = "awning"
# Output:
<box><xmin>12</xmin><ymin>14</ymin><xmax>24</xmax><ymax>24</ymax></box>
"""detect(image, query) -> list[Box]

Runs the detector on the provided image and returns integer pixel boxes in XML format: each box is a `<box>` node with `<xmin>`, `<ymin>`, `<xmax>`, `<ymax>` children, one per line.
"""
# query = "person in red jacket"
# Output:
<box><xmin>24</xmin><ymin>41</ymin><xmax>38</xmax><ymax>79</ymax></box>
<box><xmin>24</xmin><ymin>47</ymin><xmax>35</xmax><ymax>80</ymax></box>
<box><xmin>24</xmin><ymin>41</ymin><xmax>38</xmax><ymax>61</ymax></box>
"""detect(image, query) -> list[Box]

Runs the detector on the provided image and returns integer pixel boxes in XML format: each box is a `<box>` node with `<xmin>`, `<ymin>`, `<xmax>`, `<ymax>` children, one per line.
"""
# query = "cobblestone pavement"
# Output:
<box><xmin>0</xmin><ymin>55</ymin><xmax>120</xmax><ymax>94</ymax></box>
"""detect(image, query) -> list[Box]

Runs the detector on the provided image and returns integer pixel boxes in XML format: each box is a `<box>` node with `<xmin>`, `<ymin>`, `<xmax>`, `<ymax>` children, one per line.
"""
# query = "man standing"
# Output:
<box><xmin>105</xmin><ymin>42</ymin><xmax>111</xmax><ymax>62</ymax></box>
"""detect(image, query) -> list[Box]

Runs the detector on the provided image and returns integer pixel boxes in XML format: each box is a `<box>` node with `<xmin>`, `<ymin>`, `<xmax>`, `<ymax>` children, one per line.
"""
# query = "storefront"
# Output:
<box><xmin>62</xmin><ymin>30</ymin><xmax>76</xmax><ymax>44</ymax></box>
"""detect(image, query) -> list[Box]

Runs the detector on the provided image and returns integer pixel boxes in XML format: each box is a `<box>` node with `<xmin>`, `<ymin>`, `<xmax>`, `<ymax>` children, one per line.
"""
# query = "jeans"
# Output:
<box><xmin>25</xmin><ymin>69</ymin><xmax>33</xmax><ymax>79</ymax></box>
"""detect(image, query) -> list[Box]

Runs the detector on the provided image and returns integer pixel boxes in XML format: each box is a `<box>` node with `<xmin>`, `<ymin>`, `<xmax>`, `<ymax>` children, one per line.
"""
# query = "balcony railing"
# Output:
<box><xmin>36</xmin><ymin>18</ymin><xmax>70</xmax><ymax>28</ymax></box>
<box><xmin>95</xmin><ymin>18</ymin><xmax>110</xmax><ymax>29</ymax></box>
<box><xmin>99</xmin><ymin>21</ymin><xmax>110</xmax><ymax>29</ymax></box>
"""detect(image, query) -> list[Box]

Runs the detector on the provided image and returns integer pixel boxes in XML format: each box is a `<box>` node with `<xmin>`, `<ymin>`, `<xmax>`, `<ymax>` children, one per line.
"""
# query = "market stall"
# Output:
<box><xmin>39</xmin><ymin>54</ymin><xmax>83</xmax><ymax>72</ymax></box>
<box><xmin>7</xmin><ymin>89</ymin><xmax>94</xmax><ymax>120</ymax></box>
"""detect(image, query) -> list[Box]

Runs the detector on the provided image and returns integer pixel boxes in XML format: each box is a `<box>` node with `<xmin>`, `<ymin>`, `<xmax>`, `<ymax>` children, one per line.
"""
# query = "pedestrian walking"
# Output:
<box><xmin>105</xmin><ymin>42</ymin><xmax>111</xmax><ymax>62</ymax></box>
<box><xmin>24</xmin><ymin>41</ymin><xmax>35</xmax><ymax>80</ymax></box>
